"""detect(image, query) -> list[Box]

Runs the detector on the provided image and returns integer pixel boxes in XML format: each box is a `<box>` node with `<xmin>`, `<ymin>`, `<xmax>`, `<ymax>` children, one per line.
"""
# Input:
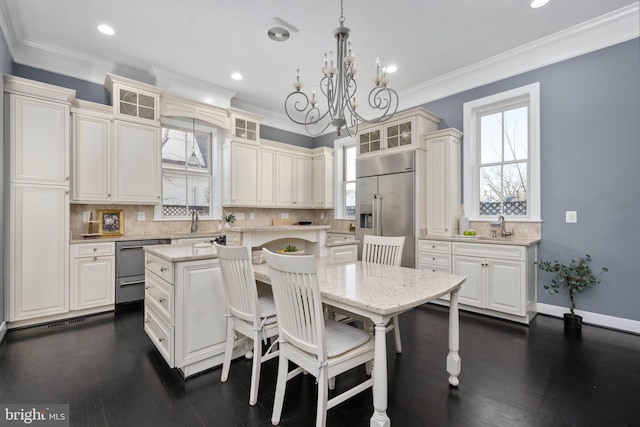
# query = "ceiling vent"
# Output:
<box><xmin>265</xmin><ymin>18</ymin><xmax>298</xmax><ymax>42</ymax></box>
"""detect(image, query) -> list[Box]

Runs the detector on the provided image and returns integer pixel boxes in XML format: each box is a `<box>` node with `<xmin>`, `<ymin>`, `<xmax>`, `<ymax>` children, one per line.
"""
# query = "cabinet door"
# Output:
<box><xmin>232</xmin><ymin>115</ymin><xmax>259</xmax><ymax>143</ymax></box>
<box><xmin>452</xmin><ymin>255</ymin><xmax>485</xmax><ymax>308</ymax></box>
<box><xmin>175</xmin><ymin>261</ymin><xmax>227</xmax><ymax>367</ymax></box>
<box><xmin>426</xmin><ymin>136</ymin><xmax>449</xmax><ymax>235</ymax></box>
<box><xmin>275</xmin><ymin>152</ymin><xmax>295</xmax><ymax>206</ymax></box>
<box><xmin>295</xmin><ymin>155</ymin><xmax>312</xmax><ymax>207</ymax></box>
<box><xmin>357</xmin><ymin>127</ymin><xmax>382</xmax><ymax>157</ymax></box>
<box><xmin>385</xmin><ymin>119</ymin><xmax>413</xmax><ymax>151</ymax></box>
<box><xmin>72</xmin><ymin>114</ymin><xmax>111</xmax><ymax>202</ymax></box>
<box><xmin>231</xmin><ymin>142</ymin><xmax>259</xmax><ymax>205</ymax></box>
<box><xmin>487</xmin><ymin>259</ymin><xmax>524</xmax><ymax>315</ymax></box>
<box><xmin>9</xmin><ymin>185</ymin><xmax>69</xmax><ymax>321</ymax></box>
<box><xmin>10</xmin><ymin>95</ymin><xmax>69</xmax><ymax>185</ymax></box>
<box><xmin>313</xmin><ymin>154</ymin><xmax>334</xmax><ymax>208</ymax></box>
<box><xmin>113</xmin><ymin>121</ymin><xmax>160</xmax><ymax>204</ymax></box>
<box><xmin>72</xmin><ymin>256</ymin><xmax>115</xmax><ymax>310</ymax></box>
<box><xmin>259</xmin><ymin>149</ymin><xmax>276</xmax><ymax>206</ymax></box>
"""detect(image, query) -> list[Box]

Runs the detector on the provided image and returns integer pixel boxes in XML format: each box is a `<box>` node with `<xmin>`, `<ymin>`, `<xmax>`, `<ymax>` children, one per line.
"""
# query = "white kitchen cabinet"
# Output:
<box><xmin>228</xmin><ymin>108</ymin><xmax>260</xmax><ymax>143</ymax></box>
<box><xmin>71</xmin><ymin>242</ymin><xmax>115</xmax><ymax>310</ymax></box>
<box><xmin>105</xmin><ymin>74</ymin><xmax>161</xmax><ymax>124</ymax></box>
<box><xmin>356</xmin><ymin>108</ymin><xmax>440</xmax><ymax>158</ymax></box>
<box><xmin>424</xmin><ymin>129</ymin><xmax>462</xmax><ymax>236</ymax></box>
<box><xmin>417</xmin><ymin>239</ymin><xmax>452</xmax><ymax>273</ymax></box>
<box><xmin>71</xmin><ymin>101</ymin><xmax>113</xmax><ymax>203</ymax></box>
<box><xmin>144</xmin><ymin>253</ymin><xmax>238</xmax><ymax>377</ymax></box>
<box><xmin>8</xmin><ymin>93</ymin><xmax>70</xmax><ymax>185</ymax></box>
<box><xmin>312</xmin><ymin>148</ymin><xmax>334</xmax><ymax>208</ymax></box>
<box><xmin>8</xmin><ymin>185</ymin><xmax>70</xmax><ymax>322</ymax></box>
<box><xmin>449</xmin><ymin>242</ymin><xmax>537</xmax><ymax>324</ymax></box>
<box><xmin>222</xmin><ymin>142</ymin><xmax>275</xmax><ymax>207</ymax></box>
<box><xmin>275</xmin><ymin>151</ymin><xmax>312</xmax><ymax>207</ymax></box>
<box><xmin>113</xmin><ymin>120</ymin><xmax>161</xmax><ymax>204</ymax></box>
<box><xmin>328</xmin><ymin>244</ymin><xmax>357</xmax><ymax>262</ymax></box>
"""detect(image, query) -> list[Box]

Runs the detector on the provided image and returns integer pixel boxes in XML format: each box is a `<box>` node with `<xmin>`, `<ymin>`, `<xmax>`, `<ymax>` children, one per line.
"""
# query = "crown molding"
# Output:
<box><xmin>399</xmin><ymin>3</ymin><xmax>640</xmax><ymax>110</ymax></box>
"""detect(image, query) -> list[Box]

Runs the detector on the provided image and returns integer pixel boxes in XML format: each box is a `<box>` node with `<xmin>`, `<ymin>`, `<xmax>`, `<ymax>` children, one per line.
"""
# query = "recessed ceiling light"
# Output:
<box><xmin>385</xmin><ymin>64</ymin><xmax>398</xmax><ymax>73</ymax></box>
<box><xmin>231</xmin><ymin>73</ymin><xmax>243</xmax><ymax>81</ymax></box>
<box><xmin>530</xmin><ymin>0</ymin><xmax>550</xmax><ymax>8</ymax></box>
<box><xmin>97</xmin><ymin>24</ymin><xmax>115</xmax><ymax>36</ymax></box>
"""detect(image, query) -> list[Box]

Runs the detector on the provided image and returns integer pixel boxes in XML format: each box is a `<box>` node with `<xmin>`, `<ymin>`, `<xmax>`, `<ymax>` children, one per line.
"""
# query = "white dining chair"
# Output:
<box><xmin>215</xmin><ymin>243</ymin><xmax>279</xmax><ymax>406</ymax></box>
<box><xmin>262</xmin><ymin>249</ymin><xmax>374</xmax><ymax>427</ymax></box>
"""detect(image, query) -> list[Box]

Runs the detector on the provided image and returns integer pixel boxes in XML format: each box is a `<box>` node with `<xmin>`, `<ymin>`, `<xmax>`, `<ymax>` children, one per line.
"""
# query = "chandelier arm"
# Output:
<box><xmin>284</xmin><ymin>91</ymin><xmax>331</xmax><ymax>126</ymax></box>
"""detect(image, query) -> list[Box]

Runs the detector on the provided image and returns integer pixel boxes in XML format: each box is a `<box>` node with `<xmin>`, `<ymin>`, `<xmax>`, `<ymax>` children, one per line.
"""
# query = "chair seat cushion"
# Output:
<box><xmin>324</xmin><ymin>320</ymin><xmax>371</xmax><ymax>358</ymax></box>
<box><xmin>258</xmin><ymin>296</ymin><xmax>277</xmax><ymax>325</ymax></box>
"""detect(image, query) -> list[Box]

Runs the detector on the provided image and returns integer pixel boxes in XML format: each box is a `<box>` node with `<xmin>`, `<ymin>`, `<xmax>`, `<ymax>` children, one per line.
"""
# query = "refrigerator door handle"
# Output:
<box><xmin>373</xmin><ymin>194</ymin><xmax>383</xmax><ymax>236</ymax></box>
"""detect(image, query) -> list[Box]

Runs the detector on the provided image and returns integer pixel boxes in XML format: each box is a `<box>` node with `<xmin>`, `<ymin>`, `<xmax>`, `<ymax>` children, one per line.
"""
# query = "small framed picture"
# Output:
<box><xmin>98</xmin><ymin>210</ymin><xmax>124</xmax><ymax>236</ymax></box>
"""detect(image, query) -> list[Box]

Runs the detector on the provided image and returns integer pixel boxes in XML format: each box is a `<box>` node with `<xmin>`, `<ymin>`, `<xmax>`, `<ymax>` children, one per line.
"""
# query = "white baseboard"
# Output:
<box><xmin>0</xmin><ymin>321</ymin><xmax>7</xmax><ymax>344</ymax></box>
<box><xmin>537</xmin><ymin>303</ymin><xmax>640</xmax><ymax>334</ymax></box>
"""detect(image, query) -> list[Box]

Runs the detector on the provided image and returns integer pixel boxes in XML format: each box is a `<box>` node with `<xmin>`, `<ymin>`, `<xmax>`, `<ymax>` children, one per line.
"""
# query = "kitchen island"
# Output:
<box><xmin>143</xmin><ymin>243</ymin><xmax>244</xmax><ymax>378</ymax></box>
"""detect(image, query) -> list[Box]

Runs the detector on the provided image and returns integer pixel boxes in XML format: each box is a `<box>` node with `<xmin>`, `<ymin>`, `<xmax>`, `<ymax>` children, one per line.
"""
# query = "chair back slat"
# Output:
<box><xmin>263</xmin><ymin>249</ymin><xmax>326</xmax><ymax>358</ymax></box>
<box><xmin>362</xmin><ymin>235</ymin><xmax>405</xmax><ymax>266</ymax></box>
<box><xmin>215</xmin><ymin>244</ymin><xmax>260</xmax><ymax>325</ymax></box>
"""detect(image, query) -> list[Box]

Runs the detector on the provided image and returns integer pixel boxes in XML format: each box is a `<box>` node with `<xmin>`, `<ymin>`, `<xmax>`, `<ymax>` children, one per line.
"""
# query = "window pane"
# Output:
<box><xmin>344</xmin><ymin>181</ymin><xmax>356</xmax><ymax>217</ymax></box>
<box><xmin>162</xmin><ymin>128</ymin><xmax>187</xmax><ymax>166</ymax></box>
<box><xmin>162</xmin><ymin>174</ymin><xmax>187</xmax><ymax>216</ymax></box>
<box><xmin>479</xmin><ymin>165</ymin><xmax>501</xmax><ymax>216</ymax></box>
<box><xmin>345</xmin><ymin>146</ymin><xmax>356</xmax><ymax>181</ymax></box>
<box><xmin>503</xmin><ymin>106</ymin><xmax>528</xmax><ymax>161</ymax></box>
<box><xmin>189</xmin><ymin>175</ymin><xmax>210</xmax><ymax>215</ymax></box>
<box><xmin>480</xmin><ymin>113</ymin><xmax>503</xmax><ymax>164</ymax></box>
<box><xmin>503</xmin><ymin>162</ymin><xmax>527</xmax><ymax>215</ymax></box>
<box><xmin>187</xmin><ymin>133</ymin><xmax>209</xmax><ymax>171</ymax></box>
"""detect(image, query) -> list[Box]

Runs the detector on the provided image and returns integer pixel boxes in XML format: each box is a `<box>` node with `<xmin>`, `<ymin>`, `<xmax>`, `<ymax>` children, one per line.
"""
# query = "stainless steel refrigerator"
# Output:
<box><xmin>355</xmin><ymin>150</ymin><xmax>415</xmax><ymax>267</ymax></box>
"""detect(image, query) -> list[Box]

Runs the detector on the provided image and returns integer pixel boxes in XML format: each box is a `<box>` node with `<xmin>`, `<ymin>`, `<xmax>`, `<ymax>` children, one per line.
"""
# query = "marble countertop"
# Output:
<box><xmin>253</xmin><ymin>257</ymin><xmax>466</xmax><ymax>316</ymax></box>
<box><xmin>70</xmin><ymin>232</ymin><xmax>223</xmax><ymax>244</ymax></box>
<box><xmin>143</xmin><ymin>243</ymin><xmax>218</xmax><ymax>262</ymax></box>
<box><xmin>226</xmin><ymin>225</ymin><xmax>331</xmax><ymax>232</ymax></box>
<box><xmin>419</xmin><ymin>234</ymin><xmax>540</xmax><ymax>247</ymax></box>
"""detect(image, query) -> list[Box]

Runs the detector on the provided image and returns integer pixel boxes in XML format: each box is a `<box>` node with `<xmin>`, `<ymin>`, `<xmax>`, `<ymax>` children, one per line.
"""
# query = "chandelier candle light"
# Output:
<box><xmin>285</xmin><ymin>0</ymin><xmax>399</xmax><ymax>137</ymax></box>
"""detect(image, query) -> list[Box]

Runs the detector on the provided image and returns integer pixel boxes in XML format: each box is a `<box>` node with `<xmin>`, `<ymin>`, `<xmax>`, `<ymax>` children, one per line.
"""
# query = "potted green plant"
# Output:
<box><xmin>536</xmin><ymin>254</ymin><xmax>607</xmax><ymax>331</ymax></box>
<box><xmin>223</xmin><ymin>213</ymin><xmax>236</xmax><ymax>228</ymax></box>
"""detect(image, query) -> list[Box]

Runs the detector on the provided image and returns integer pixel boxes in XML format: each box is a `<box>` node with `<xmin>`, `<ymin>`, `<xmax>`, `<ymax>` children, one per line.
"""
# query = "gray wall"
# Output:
<box><xmin>260</xmin><ymin>124</ymin><xmax>314</xmax><ymax>149</ymax></box>
<box><xmin>418</xmin><ymin>39</ymin><xmax>640</xmax><ymax>321</ymax></box>
<box><xmin>0</xmin><ymin>29</ymin><xmax>12</xmax><ymax>324</ymax></box>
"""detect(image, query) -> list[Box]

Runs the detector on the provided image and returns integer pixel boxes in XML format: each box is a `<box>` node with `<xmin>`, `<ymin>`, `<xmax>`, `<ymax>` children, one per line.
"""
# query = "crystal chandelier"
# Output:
<box><xmin>284</xmin><ymin>0</ymin><xmax>399</xmax><ymax>137</ymax></box>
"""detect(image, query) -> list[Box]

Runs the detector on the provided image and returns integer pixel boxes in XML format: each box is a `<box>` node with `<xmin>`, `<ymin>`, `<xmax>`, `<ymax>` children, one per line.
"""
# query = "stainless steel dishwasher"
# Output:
<box><xmin>115</xmin><ymin>239</ymin><xmax>171</xmax><ymax>307</ymax></box>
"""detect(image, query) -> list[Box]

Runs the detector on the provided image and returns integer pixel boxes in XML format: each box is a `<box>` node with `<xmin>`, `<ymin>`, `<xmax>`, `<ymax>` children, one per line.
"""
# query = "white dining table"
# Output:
<box><xmin>252</xmin><ymin>257</ymin><xmax>466</xmax><ymax>427</ymax></box>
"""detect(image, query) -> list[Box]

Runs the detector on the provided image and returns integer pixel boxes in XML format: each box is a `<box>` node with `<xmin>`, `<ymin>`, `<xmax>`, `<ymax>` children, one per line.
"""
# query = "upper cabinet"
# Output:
<box><xmin>312</xmin><ymin>147</ymin><xmax>334</xmax><ymax>209</ymax></box>
<box><xmin>228</xmin><ymin>108</ymin><xmax>261</xmax><ymax>143</ymax></box>
<box><xmin>357</xmin><ymin>108</ymin><xmax>440</xmax><ymax>158</ymax></box>
<box><xmin>105</xmin><ymin>74</ymin><xmax>162</xmax><ymax>124</ymax></box>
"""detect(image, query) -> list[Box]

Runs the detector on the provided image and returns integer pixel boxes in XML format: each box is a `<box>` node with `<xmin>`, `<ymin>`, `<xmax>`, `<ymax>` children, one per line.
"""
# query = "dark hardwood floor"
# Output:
<box><xmin>1</xmin><ymin>304</ymin><xmax>639</xmax><ymax>427</ymax></box>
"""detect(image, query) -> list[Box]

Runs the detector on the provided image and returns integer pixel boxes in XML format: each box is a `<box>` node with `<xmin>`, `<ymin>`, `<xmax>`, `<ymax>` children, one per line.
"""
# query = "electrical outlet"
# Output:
<box><xmin>235</xmin><ymin>212</ymin><xmax>246</xmax><ymax>220</ymax></box>
<box><xmin>249</xmin><ymin>212</ymin><xmax>255</xmax><ymax>220</ymax></box>
<box><xmin>281</xmin><ymin>212</ymin><xmax>289</xmax><ymax>219</ymax></box>
<box><xmin>138</xmin><ymin>212</ymin><xmax>146</xmax><ymax>221</ymax></box>
<box><xmin>83</xmin><ymin>211</ymin><xmax>91</xmax><ymax>222</ymax></box>
<box><xmin>320</xmin><ymin>213</ymin><xmax>325</xmax><ymax>219</ymax></box>
<box><xmin>565</xmin><ymin>211</ymin><xmax>577</xmax><ymax>223</ymax></box>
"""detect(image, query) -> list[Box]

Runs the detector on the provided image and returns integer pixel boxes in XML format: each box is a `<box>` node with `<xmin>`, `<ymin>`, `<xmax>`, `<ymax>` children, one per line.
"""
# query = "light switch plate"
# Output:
<box><xmin>281</xmin><ymin>212</ymin><xmax>289</xmax><ymax>219</ymax></box>
<box><xmin>249</xmin><ymin>212</ymin><xmax>255</xmax><ymax>220</ymax></box>
<box><xmin>82</xmin><ymin>211</ymin><xmax>91</xmax><ymax>222</ymax></box>
<box><xmin>138</xmin><ymin>212</ymin><xmax>146</xmax><ymax>221</ymax></box>
<box><xmin>565</xmin><ymin>211</ymin><xmax>577</xmax><ymax>223</ymax></box>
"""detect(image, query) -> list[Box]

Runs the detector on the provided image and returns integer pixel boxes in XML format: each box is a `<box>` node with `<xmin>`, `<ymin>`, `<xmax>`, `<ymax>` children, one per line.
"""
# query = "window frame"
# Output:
<box><xmin>463</xmin><ymin>83</ymin><xmax>541</xmax><ymax>222</ymax></box>
<box><xmin>334</xmin><ymin>136</ymin><xmax>356</xmax><ymax>219</ymax></box>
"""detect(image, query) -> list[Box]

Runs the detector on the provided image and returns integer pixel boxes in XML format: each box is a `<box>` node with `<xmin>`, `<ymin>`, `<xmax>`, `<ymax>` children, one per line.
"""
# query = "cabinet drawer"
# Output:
<box><xmin>417</xmin><ymin>262</ymin><xmax>451</xmax><ymax>274</ymax></box>
<box><xmin>144</xmin><ymin>303</ymin><xmax>174</xmax><ymax>367</ymax></box>
<box><xmin>327</xmin><ymin>232</ymin><xmax>356</xmax><ymax>242</ymax></box>
<box><xmin>418</xmin><ymin>239</ymin><xmax>451</xmax><ymax>254</ymax></box>
<box><xmin>328</xmin><ymin>244</ymin><xmax>357</xmax><ymax>262</ymax></box>
<box><xmin>145</xmin><ymin>271</ymin><xmax>174</xmax><ymax>324</ymax></box>
<box><xmin>418</xmin><ymin>253</ymin><xmax>451</xmax><ymax>266</ymax></box>
<box><xmin>72</xmin><ymin>242</ymin><xmax>115</xmax><ymax>257</ymax></box>
<box><xmin>452</xmin><ymin>242</ymin><xmax>525</xmax><ymax>261</ymax></box>
<box><xmin>145</xmin><ymin>254</ymin><xmax>174</xmax><ymax>283</ymax></box>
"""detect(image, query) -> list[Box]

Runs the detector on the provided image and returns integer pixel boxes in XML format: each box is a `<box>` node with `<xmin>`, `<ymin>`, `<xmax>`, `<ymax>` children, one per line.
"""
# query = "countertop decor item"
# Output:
<box><xmin>536</xmin><ymin>254</ymin><xmax>608</xmax><ymax>331</ymax></box>
<box><xmin>283</xmin><ymin>0</ymin><xmax>399</xmax><ymax>137</ymax></box>
<box><xmin>98</xmin><ymin>209</ymin><xmax>124</xmax><ymax>236</ymax></box>
<box><xmin>223</xmin><ymin>213</ymin><xmax>236</xmax><ymax>228</ymax></box>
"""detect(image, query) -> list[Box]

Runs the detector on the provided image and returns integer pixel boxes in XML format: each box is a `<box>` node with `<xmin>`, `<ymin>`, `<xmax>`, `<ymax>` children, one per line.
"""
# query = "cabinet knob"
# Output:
<box><xmin>145</xmin><ymin>286</ymin><xmax>151</xmax><ymax>290</ymax></box>
<box><xmin>432</xmin><ymin>257</ymin><xmax>436</xmax><ymax>261</ymax></box>
<box><xmin>160</xmin><ymin>267</ymin><xmax>167</xmax><ymax>272</ymax></box>
<box><xmin>146</xmin><ymin>260</ymin><xmax>151</xmax><ymax>264</ymax></box>
<box><xmin>93</xmin><ymin>257</ymin><xmax>97</xmax><ymax>261</ymax></box>
<box><xmin>144</xmin><ymin>318</ymin><xmax>149</xmax><ymax>324</ymax></box>
<box><xmin>65</xmin><ymin>176</ymin><xmax>70</xmax><ymax>181</ymax></box>
<box><xmin>93</xmin><ymin>247</ymin><xmax>97</xmax><ymax>252</ymax></box>
<box><xmin>159</xmin><ymin>297</ymin><xmax>166</xmax><ymax>303</ymax></box>
<box><xmin>159</xmin><ymin>337</ymin><xmax>166</xmax><ymax>342</ymax></box>
<box><xmin>432</xmin><ymin>245</ymin><xmax>436</xmax><ymax>249</ymax></box>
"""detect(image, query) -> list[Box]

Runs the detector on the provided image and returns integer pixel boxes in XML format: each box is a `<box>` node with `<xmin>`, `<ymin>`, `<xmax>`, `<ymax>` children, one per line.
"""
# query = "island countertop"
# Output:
<box><xmin>144</xmin><ymin>243</ymin><xmax>218</xmax><ymax>262</ymax></box>
<box><xmin>226</xmin><ymin>225</ymin><xmax>331</xmax><ymax>232</ymax></box>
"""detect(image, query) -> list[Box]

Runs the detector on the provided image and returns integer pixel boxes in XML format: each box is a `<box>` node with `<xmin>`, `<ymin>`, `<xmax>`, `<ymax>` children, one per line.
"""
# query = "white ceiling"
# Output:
<box><xmin>1</xmin><ymin>0</ymin><xmax>638</xmax><ymax>134</ymax></box>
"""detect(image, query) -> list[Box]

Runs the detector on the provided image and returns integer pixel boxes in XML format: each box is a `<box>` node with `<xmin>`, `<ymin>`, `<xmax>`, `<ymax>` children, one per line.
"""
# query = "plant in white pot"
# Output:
<box><xmin>536</xmin><ymin>254</ymin><xmax>607</xmax><ymax>331</ymax></box>
<box><xmin>223</xmin><ymin>213</ymin><xmax>236</xmax><ymax>228</ymax></box>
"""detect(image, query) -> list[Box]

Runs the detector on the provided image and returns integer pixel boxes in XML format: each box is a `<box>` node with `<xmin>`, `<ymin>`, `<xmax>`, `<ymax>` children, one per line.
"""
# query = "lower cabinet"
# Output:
<box><xmin>71</xmin><ymin>242</ymin><xmax>115</xmax><ymax>310</ymax></box>
<box><xmin>417</xmin><ymin>239</ymin><xmax>452</xmax><ymax>273</ymax></box>
<box><xmin>144</xmin><ymin>253</ymin><xmax>243</xmax><ymax>377</ymax></box>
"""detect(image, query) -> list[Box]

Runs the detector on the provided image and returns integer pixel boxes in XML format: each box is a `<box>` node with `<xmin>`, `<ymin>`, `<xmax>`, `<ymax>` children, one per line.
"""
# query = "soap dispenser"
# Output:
<box><xmin>458</xmin><ymin>209</ymin><xmax>469</xmax><ymax>235</ymax></box>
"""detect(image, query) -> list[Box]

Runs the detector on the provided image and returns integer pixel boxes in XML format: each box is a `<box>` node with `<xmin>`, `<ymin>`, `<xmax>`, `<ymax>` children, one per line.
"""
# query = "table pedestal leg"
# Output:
<box><xmin>447</xmin><ymin>288</ymin><xmax>461</xmax><ymax>387</ymax></box>
<box><xmin>370</xmin><ymin>323</ymin><xmax>390</xmax><ymax>427</ymax></box>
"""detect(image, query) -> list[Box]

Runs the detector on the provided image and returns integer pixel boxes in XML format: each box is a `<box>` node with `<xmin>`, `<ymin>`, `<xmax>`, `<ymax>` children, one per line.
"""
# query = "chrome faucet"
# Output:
<box><xmin>499</xmin><ymin>215</ymin><xmax>514</xmax><ymax>238</ymax></box>
<box><xmin>191</xmin><ymin>210</ymin><xmax>199</xmax><ymax>233</ymax></box>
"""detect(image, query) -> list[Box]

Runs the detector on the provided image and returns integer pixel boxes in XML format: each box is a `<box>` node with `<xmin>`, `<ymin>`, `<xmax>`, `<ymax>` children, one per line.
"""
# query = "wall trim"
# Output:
<box><xmin>537</xmin><ymin>303</ymin><xmax>640</xmax><ymax>335</ymax></box>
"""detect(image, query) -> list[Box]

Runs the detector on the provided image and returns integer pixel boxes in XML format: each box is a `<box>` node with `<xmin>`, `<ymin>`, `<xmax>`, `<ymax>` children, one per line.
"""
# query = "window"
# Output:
<box><xmin>156</xmin><ymin>117</ymin><xmax>221</xmax><ymax>220</ymax></box>
<box><xmin>463</xmin><ymin>83</ymin><xmax>540</xmax><ymax>221</ymax></box>
<box><xmin>334</xmin><ymin>137</ymin><xmax>356</xmax><ymax>218</ymax></box>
